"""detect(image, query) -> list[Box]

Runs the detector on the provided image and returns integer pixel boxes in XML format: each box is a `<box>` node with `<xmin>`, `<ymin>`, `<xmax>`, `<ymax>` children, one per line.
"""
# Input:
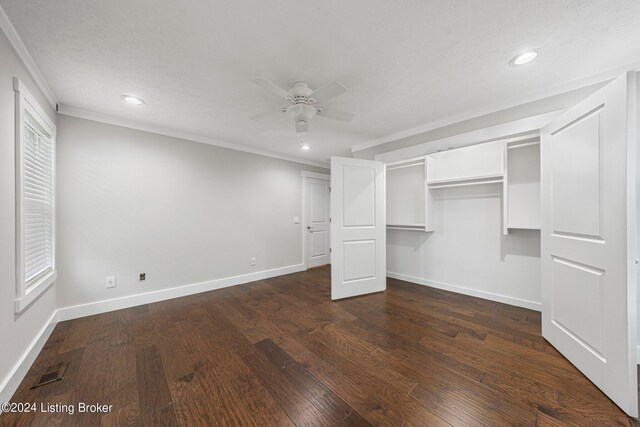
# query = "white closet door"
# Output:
<box><xmin>330</xmin><ymin>157</ymin><xmax>386</xmax><ymax>300</ymax></box>
<box><xmin>541</xmin><ymin>72</ymin><xmax>637</xmax><ymax>417</ymax></box>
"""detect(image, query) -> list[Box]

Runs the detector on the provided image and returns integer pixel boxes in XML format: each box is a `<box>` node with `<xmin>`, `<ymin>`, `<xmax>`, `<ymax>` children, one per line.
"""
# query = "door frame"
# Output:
<box><xmin>301</xmin><ymin>171</ymin><xmax>330</xmax><ymax>270</ymax></box>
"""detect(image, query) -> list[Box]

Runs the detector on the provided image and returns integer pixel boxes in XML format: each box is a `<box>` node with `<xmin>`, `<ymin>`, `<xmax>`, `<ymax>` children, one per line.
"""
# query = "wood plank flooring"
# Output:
<box><xmin>2</xmin><ymin>267</ymin><xmax>637</xmax><ymax>426</ymax></box>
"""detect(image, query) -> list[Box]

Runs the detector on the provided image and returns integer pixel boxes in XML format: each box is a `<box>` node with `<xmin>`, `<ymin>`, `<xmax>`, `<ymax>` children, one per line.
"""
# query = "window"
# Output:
<box><xmin>14</xmin><ymin>78</ymin><xmax>57</xmax><ymax>313</ymax></box>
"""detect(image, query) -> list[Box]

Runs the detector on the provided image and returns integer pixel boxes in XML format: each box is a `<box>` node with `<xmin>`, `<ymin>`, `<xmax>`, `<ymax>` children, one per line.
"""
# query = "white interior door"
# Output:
<box><xmin>306</xmin><ymin>177</ymin><xmax>330</xmax><ymax>268</ymax></box>
<box><xmin>541</xmin><ymin>72</ymin><xmax>637</xmax><ymax>417</ymax></box>
<box><xmin>330</xmin><ymin>157</ymin><xmax>386</xmax><ymax>300</ymax></box>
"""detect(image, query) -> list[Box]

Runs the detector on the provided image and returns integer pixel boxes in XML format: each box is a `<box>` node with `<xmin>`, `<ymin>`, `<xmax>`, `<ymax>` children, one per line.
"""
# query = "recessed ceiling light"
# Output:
<box><xmin>510</xmin><ymin>50</ymin><xmax>539</xmax><ymax>66</ymax></box>
<box><xmin>300</xmin><ymin>144</ymin><xmax>310</xmax><ymax>151</ymax></box>
<box><xmin>122</xmin><ymin>95</ymin><xmax>145</xmax><ymax>105</ymax></box>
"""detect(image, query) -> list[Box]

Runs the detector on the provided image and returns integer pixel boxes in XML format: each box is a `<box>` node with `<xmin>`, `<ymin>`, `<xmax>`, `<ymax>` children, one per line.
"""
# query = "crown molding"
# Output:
<box><xmin>352</xmin><ymin>62</ymin><xmax>640</xmax><ymax>153</ymax></box>
<box><xmin>57</xmin><ymin>105</ymin><xmax>329</xmax><ymax>169</ymax></box>
<box><xmin>0</xmin><ymin>4</ymin><xmax>57</xmax><ymax>109</ymax></box>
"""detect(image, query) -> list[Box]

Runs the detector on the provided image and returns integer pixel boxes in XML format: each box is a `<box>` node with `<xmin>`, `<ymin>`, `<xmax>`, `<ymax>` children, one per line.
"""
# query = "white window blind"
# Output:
<box><xmin>23</xmin><ymin>110</ymin><xmax>54</xmax><ymax>287</ymax></box>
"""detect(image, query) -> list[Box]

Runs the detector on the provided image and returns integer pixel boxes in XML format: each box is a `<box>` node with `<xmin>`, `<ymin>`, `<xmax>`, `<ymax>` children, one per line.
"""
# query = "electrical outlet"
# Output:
<box><xmin>251</xmin><ymin>257</ymin><xmax>256</xmax><ymax>266</ymax></box>
<box><xmin>106</xmin><ymin>276</ymin><xmax>116</xmax><ymax>288</ymax></box>
<box><xmin>293</xmin><ymin>216</ymin><xmax>300</xmax><ymax>224</ymax></box>
<box><xmin>139</xmin><ymin>273</ymin><xmax>146</xmax><ymax>281</ymax></box>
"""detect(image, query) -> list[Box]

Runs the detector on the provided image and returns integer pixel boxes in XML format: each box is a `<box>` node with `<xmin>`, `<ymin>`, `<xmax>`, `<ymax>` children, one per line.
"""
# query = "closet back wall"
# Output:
<box><xmin>56</xmin><ymin>115</ymin><xmax>327</xmax><ymax>311</ymax></box>
<box><xmin>387</xmin><ymin>183</ymin><xmax>541</xmax><ymax>310</ymax></box>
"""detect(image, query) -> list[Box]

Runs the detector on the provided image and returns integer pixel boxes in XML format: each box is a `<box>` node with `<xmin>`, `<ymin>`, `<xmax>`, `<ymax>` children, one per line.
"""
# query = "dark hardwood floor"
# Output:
<box><xmin>2</xmin><ymin>267</ymin><xmax>637</xmax><ymax>426</ymax></box>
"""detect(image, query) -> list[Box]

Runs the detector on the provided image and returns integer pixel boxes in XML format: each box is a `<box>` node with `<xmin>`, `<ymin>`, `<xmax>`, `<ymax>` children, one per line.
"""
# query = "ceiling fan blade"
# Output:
<box><xmin>252</xmin><ymin>78</ymin><xmax>290</xmax><ymax>99</ymax></box>
<box><xmin>316</xmin><ymin>106</ymin><xmax>354</xmax><ymax>122</ymax></box>
<box><xmin>249</xmin><ymin>108</ymin><xmax>285</xmax><ymax>121</ymax></box>
<box><xmin>311</xmin><ymin>81</ymin><xmax>347</xmax><ymax>103</ymax></box>
<box><xmin>296</xmin><ymin>120</ymin><xmax>308</xmax><ymax>133</ymax></box>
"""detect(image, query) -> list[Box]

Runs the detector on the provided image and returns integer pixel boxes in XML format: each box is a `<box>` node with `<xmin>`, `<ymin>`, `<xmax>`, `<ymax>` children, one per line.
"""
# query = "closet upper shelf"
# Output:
<box><xmin>425</xmin><ymin>140</ymin><xmax>504</xmax><ymax>188</ymax></box>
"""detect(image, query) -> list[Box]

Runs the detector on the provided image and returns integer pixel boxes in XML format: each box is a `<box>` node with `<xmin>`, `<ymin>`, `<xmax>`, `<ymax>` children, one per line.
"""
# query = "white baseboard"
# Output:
<box><xmin>57</xmin><ymin>263</ymin><xmax>305</xmax><ymax>321</ymax></box>
<box><xmin>0</xmin><ymin>311</ymin><xmax>58</xmax><ymax>405</ymax></box>
<box><xmin>387</xmin><ymin>271</ymin><xmax>542</xmax><ymax>312</ymax></box>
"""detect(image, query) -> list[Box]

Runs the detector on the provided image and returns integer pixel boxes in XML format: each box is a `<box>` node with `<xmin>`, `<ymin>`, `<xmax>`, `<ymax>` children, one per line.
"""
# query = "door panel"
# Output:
<box><xmin>551</xmin><ymin>256</ymin><xmax>604</xmax><ymax>357</ymax></box>
<box><xmin>331</xmin><ymin>157</ymin><xmax>386</xmax><ymax>300</ymax></box>
<box><xmin>310</xmin><ymin>180</ymin><xmax>328</xmax><ymax>223</ymax></box>
<box><xmin>311</xmin><ymin>231</ymin><xmax>328</xmax><ymax>257</ymax></box>
<box><xmin>306</xmin><ymin>177</ymin><xmax>330</xmax><ymax>268</ymax></box>
<box><xmin>343</xmin><ymin>166</ymin><xmax>376</xmax><ymax>227</ymax></box>
<box><xmin>343</xmin><ymin>240</ymin><xmax>376</xmax><ymax>282</ymax></box>
<box><xmin>551</xmin><ymin>107</ymin><xmax>603</xmax><ymax>238</ymax></box>
<box><xmin>541</xmin><ymin>72</ymin><xmax>637</xmax><ymax>417</ymax></box>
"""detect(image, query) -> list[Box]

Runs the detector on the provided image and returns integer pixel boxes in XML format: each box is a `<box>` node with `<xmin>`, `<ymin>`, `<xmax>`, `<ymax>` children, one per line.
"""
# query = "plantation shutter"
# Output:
<box><xmin>23</xmin><ymin>110</ymin><xmax>54</xmax><ymax>286</ymax></box>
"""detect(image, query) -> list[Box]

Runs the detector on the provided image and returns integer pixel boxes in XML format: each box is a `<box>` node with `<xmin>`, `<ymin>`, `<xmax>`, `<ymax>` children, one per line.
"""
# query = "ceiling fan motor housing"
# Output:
<box><xmin>286</xmin><ymin>104</ymin><xmax>318</xmax><ymax>120</ymax></box>
<box><xmin>290</xmin><ymin>82</ymin><xmax>316</xmax><ymax>105</ymax></box>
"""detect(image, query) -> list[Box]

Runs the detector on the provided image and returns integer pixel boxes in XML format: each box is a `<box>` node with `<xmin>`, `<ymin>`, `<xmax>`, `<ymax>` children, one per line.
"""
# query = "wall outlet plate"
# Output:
<box><xmin>251</xmin><ymin>257</ymin><xmax>256</xmax><ymax>266</ymax></box>
<box><xmin>293</xmin><ymin>216</ymin><xmax>300</xmax><ymax>224</ymax></box>
<box><xmin>106</xmin><ymin>276</ymin><xmax>116</xmax><ymax>288</ymax></box>
<box><xmin>139</xmin><ymin>273</ymin><xmax>146</xmax><ymax>281</ymax></box>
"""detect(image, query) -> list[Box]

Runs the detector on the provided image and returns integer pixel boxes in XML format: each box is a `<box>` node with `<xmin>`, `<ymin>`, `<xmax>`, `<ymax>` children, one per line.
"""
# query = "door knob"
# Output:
<box><xmin>307</xmin><ymin>226</ymin><xmax>314</xmax><ymax>231</ymax></box>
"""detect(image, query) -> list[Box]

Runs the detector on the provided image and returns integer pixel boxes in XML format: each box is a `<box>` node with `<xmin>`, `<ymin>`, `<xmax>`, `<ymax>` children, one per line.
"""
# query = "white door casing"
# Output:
<box><xmin>330</xmin><ymin>157</ymin><xmax>386</xmax><ymax>300</ymax></box>
<box><xmin>541</xmin><ymin>72</ymin><xmax>637</xmax><ymax>417</ymax></box>
<box><xmin>306</xmin><ymin>177</ymin><xmax>330</xmax><ymax>268</ymax></box>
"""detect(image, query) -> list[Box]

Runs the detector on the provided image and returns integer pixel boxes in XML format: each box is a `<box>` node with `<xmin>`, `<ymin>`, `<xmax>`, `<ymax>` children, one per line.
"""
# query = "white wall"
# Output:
<box><xmin>387</xmin><ymin>183</ymin><xmax>541</xmax><ymax>310</ymax></box>
<box><xmin>56</xmin><ymin>115</ymin><xmax>327</xmax><ymax>311</ymax></box>
<box><xmin>0</xmin><ymin>31</ymin><xmax>57</xmax><ymax>400</ymax></box>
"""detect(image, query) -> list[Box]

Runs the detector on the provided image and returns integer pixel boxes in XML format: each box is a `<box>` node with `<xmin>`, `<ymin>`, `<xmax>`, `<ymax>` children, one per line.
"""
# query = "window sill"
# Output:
<box><xmin>15</xmin><ymin>270</ymin><xmax>56</xmax><ymax>313</ymax></box>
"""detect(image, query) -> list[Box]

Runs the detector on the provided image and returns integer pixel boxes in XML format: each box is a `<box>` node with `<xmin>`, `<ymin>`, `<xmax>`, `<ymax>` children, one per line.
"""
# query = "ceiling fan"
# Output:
<box><xmin>250</xmin><ymin>78</ymin><xmax>354</xmax><ymax>133</ymax></box>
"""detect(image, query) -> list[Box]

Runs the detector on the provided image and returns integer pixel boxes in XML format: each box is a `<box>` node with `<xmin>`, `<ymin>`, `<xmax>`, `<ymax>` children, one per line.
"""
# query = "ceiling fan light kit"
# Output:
<box><xmin>250</xmin><ymin>79</ymin><xmax>355</xmax><ymax>135</ymax></box>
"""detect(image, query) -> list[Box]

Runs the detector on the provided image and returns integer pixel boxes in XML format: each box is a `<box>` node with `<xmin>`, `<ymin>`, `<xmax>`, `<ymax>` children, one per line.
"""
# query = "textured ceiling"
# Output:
<box><xmin>2</xmin><ymin>0</ymin><xmax>640</xmax><ymax>162</ymax></box>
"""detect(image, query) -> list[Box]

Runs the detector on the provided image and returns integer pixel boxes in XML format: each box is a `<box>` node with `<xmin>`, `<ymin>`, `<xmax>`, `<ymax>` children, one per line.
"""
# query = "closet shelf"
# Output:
<box><xmin>386</xmin><ymin>224</ymin><xmax>429</xmax><ymax>231</ymax></box>
<box><xmin>387</xmin><ymin>160</ymin><xmax>424</xmax><ymax>170</ymax></box>
<box><xmin>506</xmin><ymin>225</ymin><xmax>541</xmax><ymax>230</ymax></box>
<box><xmin>427</xmin><ymin>173</ymin><xmax>504</xmax><ymax>189</ymax></box>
